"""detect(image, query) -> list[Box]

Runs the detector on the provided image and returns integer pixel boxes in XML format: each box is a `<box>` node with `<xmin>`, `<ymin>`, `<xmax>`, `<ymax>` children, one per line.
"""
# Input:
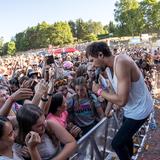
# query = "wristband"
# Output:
<box><xmin>41</xmin><ymin>97</ymin><xmax>48</xmax><ymax>102</ymax></box>
<box><xmin>47</xmin><ymin>93</ymin><xmax>53</xmax><ymax>96</ymax></box>
<box><xmin>97</xmin><ymin>88</ymin><xmax>103</xmax><ymax>96</ymax></box>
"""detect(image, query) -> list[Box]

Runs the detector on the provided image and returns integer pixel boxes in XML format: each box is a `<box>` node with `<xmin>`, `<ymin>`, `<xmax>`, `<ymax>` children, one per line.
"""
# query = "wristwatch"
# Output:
<box><xmin>41</xmin><ymin>97</ymin><xmax>48</xmax><ymax>102</ymax></box>
<box><xmin>47</xmin><ymin>93</ymin><xmax>53</xmax><ymax>96</ymax></box>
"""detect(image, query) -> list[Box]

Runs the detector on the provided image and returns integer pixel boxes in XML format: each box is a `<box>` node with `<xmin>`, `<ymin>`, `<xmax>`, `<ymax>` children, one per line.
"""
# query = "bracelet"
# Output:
<box><xmin>41</xmin><ymin>97</ymin><xmax>48</xmax><ymax>102</ymax></box>
<box><xmin>97</xmin><ymin>88</ymin><xmax>103</xmax><ymax>96</ymax></box>
<box><xmin>47</xmin><ymin>93</ymin><xmax>53</xmax><ymax>96</ymax></box>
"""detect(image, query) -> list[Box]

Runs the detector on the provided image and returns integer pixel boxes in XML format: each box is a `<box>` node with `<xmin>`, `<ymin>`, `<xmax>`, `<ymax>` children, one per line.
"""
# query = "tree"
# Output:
<box><xmin>84</xmin><ymin>33</ymin><xmax>97</xmax><ymax>42</ymax></box>
<box><xmin>140</xmin><ymin>0</ymin><xmax>160</xmax><ymax>33</ymax></box>
<box><xmin>0</xmin><ymin>37</ymin><xmax>3</xmax><ymax>56</ymax></box>
<box><xmin>76</xmin><ymin>19</ymin><xmax>88</xmax><ymax>41</ymax></box>
<box><xmin>35</xmin><ymin>21</ymin><xmax>50</xmax><ymax>48</ymax></box>
<box><xmin>7</xmin><ymin>41</ymin><xmax>16</xmax><ymax>56</ymax></box>
<box><xmin>15</xmin><ymin>32</ymin><xmax>29</xmax><ymax>51</ymax></box>
<box><xmin>68</xmin><ymin>20</ymin><xmax>77</xmax><ymax>37</ymax></box>
<box><xmin>114</xmin><ymin>0</ymin><xmax>144</xmax><ymax>36</ymax></box>
<box><xmin>87</xmin><ymin>20</ymin><xmax>105</xmax><ymax>35</ymax></box>
<box><xmin>50</xmin><ymin>22</ymin><xmax>73</xmax><ymax>46</ymax></box>
<box><xmin>2</xmin><ymin>42</ymin><xmax>8</xmax><ymax>55</ymax></box>
<box><xmin>108</xmin><ymin>21</ymin><xmax>117</xmax><ymax>35</ymax></box>
<box><xmin>103</xmin><ymin>25</ymin><xmax>109</xmax><ymax>34</ymax></box>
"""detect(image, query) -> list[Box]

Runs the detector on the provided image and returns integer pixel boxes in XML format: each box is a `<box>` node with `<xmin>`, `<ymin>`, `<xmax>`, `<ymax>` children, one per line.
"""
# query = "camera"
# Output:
<box><xmin>30</xmin><ymin>80</ymin><xmax>38</xmax><ymax>91</ymax></box>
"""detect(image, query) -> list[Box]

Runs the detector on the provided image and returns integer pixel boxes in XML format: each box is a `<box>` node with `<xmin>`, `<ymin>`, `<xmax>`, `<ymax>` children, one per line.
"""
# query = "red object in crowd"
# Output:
<box><xmin>53</xmin><ymin>47</ymin><xmax>78</xmax><ymax>55</ymax></box>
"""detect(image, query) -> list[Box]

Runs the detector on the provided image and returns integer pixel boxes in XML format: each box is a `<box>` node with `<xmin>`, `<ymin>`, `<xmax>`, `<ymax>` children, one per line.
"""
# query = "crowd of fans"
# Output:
<box><xmin>0</xmin><ymin>43</ymin><xmax>159</xmax><ymax>159</ymax></box>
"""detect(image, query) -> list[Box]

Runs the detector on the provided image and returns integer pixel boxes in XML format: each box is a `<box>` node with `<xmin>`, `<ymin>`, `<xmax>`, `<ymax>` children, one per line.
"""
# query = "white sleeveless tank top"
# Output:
<box><xmin>106</xmin><ymin>55</ymin><xmax>153</xmax><ymax>120</ymax></box>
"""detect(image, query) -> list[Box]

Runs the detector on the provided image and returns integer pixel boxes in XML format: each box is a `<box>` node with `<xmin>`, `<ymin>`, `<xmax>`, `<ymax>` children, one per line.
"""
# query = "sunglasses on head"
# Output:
<box><xmin>54</xmin><ymin>79</ymin><xmax>68</xmax><ymax>88</ymax></box>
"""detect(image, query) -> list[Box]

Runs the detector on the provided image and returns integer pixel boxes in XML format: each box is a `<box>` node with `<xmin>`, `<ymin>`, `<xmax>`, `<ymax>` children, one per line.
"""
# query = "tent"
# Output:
<box><xmin>53</xmin><ymin>47</ymin><xmax>78</xmax><ymax>55</ymax></box>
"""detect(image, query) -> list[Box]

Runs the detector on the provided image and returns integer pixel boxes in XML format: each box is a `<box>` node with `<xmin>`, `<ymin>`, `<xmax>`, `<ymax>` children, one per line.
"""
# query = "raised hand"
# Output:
<box><xmin>48</xmin><ymin>77</ymin><xmax>55</xmax><ymax>94</ymax></box>
<box><xmin>34</xmin><ymin>79</ymin><xmax>48</xmax><ymax>96</ymax></box>
<box><xmin>25</xmin><ymin>131</ymin><xmax>41</xmax><ymax>149</ymax></box>
<box><xmin>20</xmin><ymin>79</ymin><xmax>33</xmax><ymax>88</ymax></box>
<box><xmin>11</xmin><ymin>88</ymin><xmax>33</xmax><ymax>101</ymax></box>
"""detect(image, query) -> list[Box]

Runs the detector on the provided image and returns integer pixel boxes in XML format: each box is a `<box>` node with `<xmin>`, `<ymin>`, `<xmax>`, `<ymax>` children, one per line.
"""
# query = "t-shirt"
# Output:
<box><xmin>67</xmin><ymin>92</ymin><xmax>101</xmax><ymax>127</ymax></box>
<box><xmin>0</xmin><ymin>151</ymin><xmax>22</xmax><ymax>160</ymax></box>
<box><xmin>0</xmin><ymin>156</ymin><xmax>13</xmax><ymax>160</ymax></box>
<box><xmin>47</xmin><ymin>111</ymin><xmax>68</xmax><ymax>128</ymax></box>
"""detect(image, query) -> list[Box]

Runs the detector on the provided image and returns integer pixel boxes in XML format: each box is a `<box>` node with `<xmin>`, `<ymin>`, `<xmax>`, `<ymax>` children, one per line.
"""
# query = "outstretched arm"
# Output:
<box><xmin>47</xmin><ymin>120</ymin><xmax>77</xmax><ymax>160</ymax></box>
<box><xmin>0</xmin><ymin>88</ymin><xmax>33</xmax><ymax>116</ymax></box>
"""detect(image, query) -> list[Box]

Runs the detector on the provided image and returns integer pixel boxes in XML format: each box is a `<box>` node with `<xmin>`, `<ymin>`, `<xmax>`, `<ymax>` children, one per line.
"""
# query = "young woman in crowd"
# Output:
<box><xmin>47</xmin><ymin>93</ymin><xmax>82</xmax><ymax>139</ymax></box>
<box><xmin>67</xmin><ymin>76</ymin><xmax>104</xmax><ymax>136</ymax></box>
<box><xmin>14</xmin><ymin>104</ymin><xmax>77</xmax><ymax>160</ymax></box>
<box><xmin>0</xmin><ymin>82</ymin><xmax>77</xmax><ymax>160</ymax></box>
<box><xmin>0</xmin><ymin>116</ymin><xmax>41</xmax><ymax>160</ymax></box>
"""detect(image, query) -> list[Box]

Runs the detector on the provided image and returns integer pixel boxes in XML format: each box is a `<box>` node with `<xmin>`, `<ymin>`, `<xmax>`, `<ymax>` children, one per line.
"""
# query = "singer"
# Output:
<box><xmin>86</xmin><ymin>41</ymin><xmax>153</xmax><ymax>160</ymax></box>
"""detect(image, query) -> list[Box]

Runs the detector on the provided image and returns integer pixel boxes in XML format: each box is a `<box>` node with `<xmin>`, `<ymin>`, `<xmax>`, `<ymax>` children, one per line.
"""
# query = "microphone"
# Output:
<box><xmin>95</xmin><ymin>68</ymin><xmax>101</xmax><ymax>84</ymax></box>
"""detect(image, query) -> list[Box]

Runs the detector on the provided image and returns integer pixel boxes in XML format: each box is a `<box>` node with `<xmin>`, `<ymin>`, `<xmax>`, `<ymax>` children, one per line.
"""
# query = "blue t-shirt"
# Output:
<box><xmin>67</xmin><ymin>92</ymin><xmax>101</xmax><ymax>127</ymax></box>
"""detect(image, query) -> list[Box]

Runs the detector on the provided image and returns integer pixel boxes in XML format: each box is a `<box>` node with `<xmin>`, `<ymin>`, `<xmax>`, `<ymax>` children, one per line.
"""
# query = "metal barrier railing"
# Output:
<box><xmin>70</xmin><ymin>109</ymin><xmax>152</xmax><ymax>160</ymax></box>
<box><xmin>70</xmin><ymin>109</ymin><xmax>123</xmax><ymax>160</ymax></box>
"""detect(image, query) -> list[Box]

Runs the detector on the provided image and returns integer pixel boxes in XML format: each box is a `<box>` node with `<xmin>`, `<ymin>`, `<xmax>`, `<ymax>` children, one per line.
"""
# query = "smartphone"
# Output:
<box><xmin>30</xmin><ymin>80</ymin><xmax>38</xmax><ymax>91</ymax></box>
<box><xmin>46</xmin><ymin>55</ymin><xmax>54</xmax><ymax>65</ymax></box>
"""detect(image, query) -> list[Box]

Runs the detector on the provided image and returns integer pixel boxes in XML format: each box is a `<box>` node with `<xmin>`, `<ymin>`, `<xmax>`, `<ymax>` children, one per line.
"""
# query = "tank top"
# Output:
<box><xmin>106</xmin><ymin>55</ymin><xmax>153</xmax><ymax>120</ymax></box>
<box><xmin>13</xmin><ymin>133</ymin><xmax>59</xmax><ymax>160</ymax></box>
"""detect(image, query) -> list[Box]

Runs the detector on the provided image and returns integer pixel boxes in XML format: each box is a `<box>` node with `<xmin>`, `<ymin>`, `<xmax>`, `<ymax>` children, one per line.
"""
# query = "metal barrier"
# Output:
<box><xmin>70</xmin><ymin>110</ymin><xmax>123</xmax><ymax>160</ymax></box>
<box><xmin>70</xmin><ymin>109</ymin><xmax>152</xmax><ymax>160</ymax></box>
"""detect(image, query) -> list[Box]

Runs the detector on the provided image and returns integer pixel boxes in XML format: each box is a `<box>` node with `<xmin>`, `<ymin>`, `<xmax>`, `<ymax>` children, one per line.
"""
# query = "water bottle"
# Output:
<box><xmin>149</xmin><ymin>112</ymin><xmax>157</xmax><ymax>130</ymax></box>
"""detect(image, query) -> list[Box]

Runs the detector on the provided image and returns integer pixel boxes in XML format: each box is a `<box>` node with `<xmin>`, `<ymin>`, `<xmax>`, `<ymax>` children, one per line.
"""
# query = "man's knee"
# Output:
<box><xmin>111</xmin><ymin>137</ymin><xmax>121</xmax><ymax>150</ymax></box>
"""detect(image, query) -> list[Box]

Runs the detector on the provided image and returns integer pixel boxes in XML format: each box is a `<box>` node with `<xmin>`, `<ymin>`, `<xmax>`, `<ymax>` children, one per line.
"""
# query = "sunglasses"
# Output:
<box><xmin>54</xmin><ymin>79</ymin><xmax>68</xmax><ymax>88</ymax></box>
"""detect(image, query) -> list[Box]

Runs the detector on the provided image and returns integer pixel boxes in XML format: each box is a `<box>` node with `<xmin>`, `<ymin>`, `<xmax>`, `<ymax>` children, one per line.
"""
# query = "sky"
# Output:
<box><xmin>0</xmin><ymin>0</ymin><xmax>117</xmax><ymax>42</ymax></box>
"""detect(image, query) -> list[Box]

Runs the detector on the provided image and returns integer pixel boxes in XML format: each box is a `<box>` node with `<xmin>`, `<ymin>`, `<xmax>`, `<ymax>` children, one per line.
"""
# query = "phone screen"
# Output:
<box><xmin>31</xmin><ymin>81</ymin><xmax>38</xmax><ymax>91</ymax></box>
<box><xmin>46</xmin><ymin>55</ymin><xmax>54</xmax><ymax>65</ymax></box>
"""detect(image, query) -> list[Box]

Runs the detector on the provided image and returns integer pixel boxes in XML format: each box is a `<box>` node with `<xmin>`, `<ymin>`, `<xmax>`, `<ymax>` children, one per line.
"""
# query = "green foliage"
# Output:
<box><xmin>84</xmin><ymin>33</ymin><xmax>97</xmax><ymax>42</ymax></box>
<box><xmin>87</xmin><ymin>20</ymin><xmax>105</xmax><ymax>35</ymax></box>
<box><xmin>0</xmin><ymin>37</ymin><xmax>3</xmax><ymax>56</ymax></box>
<box><xmin>7</xmin><ymin>41</ymin><xmax>16</xmax><ymax>56</ymax></box>
<box><xmin>76</xmin><ymin>18</ymin><xmax>88</xmax><ymax>40</ymax></box>
<box><xmin>108</xmin><ymin>21</ymin><xmax>117</xmax><ymax>35</ymax></box>
<box><xmin>114</xmin><ymin>0</ymin><xmax>144</xmax><ymax>36</ymax></box>
<box><xmin>68</xmin><ymin>20</ymin><xmax>77</xmax><ymax>37</ymax></box>
<box><xmin>72</xmin><ymin>19</ymin><xmax>105</xmax><ymax>41</ymax></box>
<box><xmin>140</xmin><ymin>0</ymin><xmax>160</xmax><ymax>33</ymax></box>
<box><xmin>114</xmin><ymin>0</ymin><xmax>160</xmax><ymax>36</ymax></box>
<box><xmin>103</xmin><ymin>25</ymin><xmax>109</xmax><ymax>34</ymax></box>
<box><xmin>14</xmin><ymin>21</ymin><xmax>73</xmax><ymax>50</ymax></box>
<box><xmin>15</xmin><ymin>32</ymin><xmax>29</xmax><ymax>51</ymax></box>
<box><xmin>2</xmin><ymin>42</ymin><xmax>8</xmax><ymax>55</ymax></box>
<box><xmin>50</xmin><ymin>21</ymin><xmax>73</xmax><ymax>46</ymax></box>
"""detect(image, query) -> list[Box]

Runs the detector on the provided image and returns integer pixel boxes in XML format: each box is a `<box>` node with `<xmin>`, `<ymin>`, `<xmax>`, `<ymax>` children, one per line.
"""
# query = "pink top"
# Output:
<box><xmin>47</xmin><ymin>111</ymin><xmax>68</xmax><ymax>128</ymax></box>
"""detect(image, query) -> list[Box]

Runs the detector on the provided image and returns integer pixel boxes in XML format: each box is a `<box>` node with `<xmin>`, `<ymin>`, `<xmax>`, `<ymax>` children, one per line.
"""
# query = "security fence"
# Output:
<box><xmin>70</xmin><ymin>109</ymin><xmax>153</xmax><ymax>160</ymax></box>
